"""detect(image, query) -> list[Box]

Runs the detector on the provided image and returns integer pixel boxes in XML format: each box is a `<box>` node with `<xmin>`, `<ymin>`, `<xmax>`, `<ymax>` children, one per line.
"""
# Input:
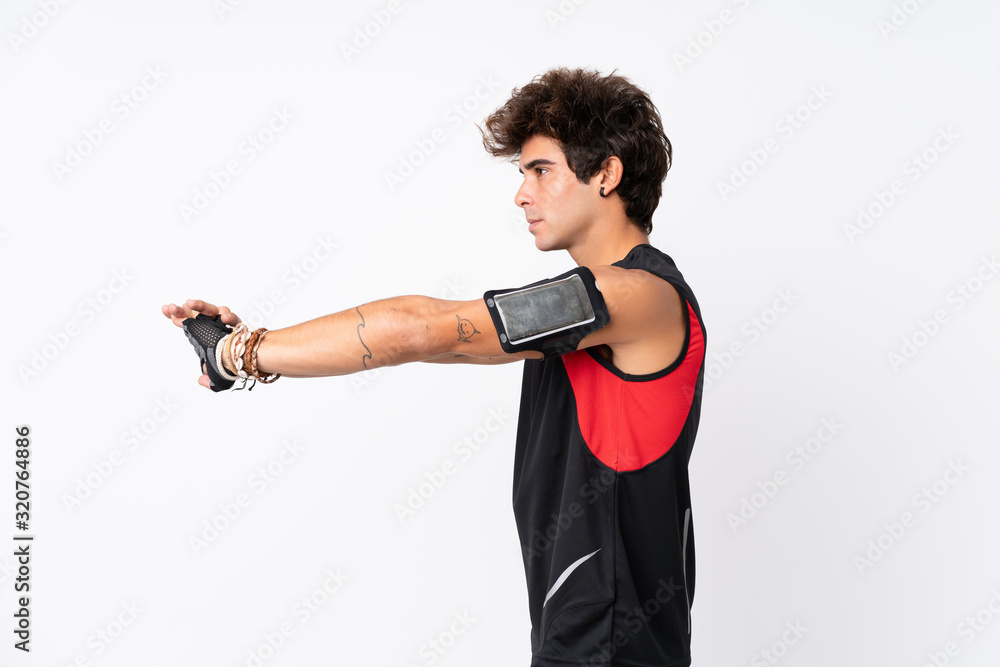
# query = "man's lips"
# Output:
<box><xmin>527</xmin><ymin>218</ymin><xmax>541</xmax><ymax>230</ymax></box>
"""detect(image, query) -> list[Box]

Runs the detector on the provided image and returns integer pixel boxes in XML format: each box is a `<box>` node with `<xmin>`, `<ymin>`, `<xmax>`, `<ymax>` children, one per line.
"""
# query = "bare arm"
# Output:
<box><xmin>251</xmin><ymin>295</ymin><xmax>540</xmax><ymax>378</ymax></box>
<box><xmin>419</xmin><ymin>353</ymin><xmax>522</xmax><ymax>365</ymax></box>
<box><xmin>163</xmin><ymin>262</ymin><xmax>684</xmax><ymax>388</ymax></box>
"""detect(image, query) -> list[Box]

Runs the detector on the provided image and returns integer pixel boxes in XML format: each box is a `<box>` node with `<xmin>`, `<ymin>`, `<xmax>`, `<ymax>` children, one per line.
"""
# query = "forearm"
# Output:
<box><xmin>421</xmin><ymin>352</ymin><xmax>521</xmax><ymax>365</ymax></box>
<box><xmin>244</xmin><ymin>295</ymin><xmax>434</xmax><ymax>378</ymax></box>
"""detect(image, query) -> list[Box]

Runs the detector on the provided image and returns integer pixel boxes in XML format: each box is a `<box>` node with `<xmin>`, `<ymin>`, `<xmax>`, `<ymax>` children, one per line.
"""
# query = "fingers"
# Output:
<box><xmin>218</xmin><ymin>305</ymin><xmax>242</xmax><ymax>326</ymax></box>
<box><xmin>162</xmin><ymin>302</ymin><xmax>197</xmax><ymax>327</ymax></box>
<box><xmin>198</xmin><ymin>361</ymin><xmax>212</xmax><ymax>391</ymax></box>
<box><xmin>161</xmin><ymin>300</ymin><xmax>243</xmax><ymax>328</ymax></box>
<box><xmin>185</xmin><ymin>299</ymin><xmax>220</xmax><ymax>318</ymax></box>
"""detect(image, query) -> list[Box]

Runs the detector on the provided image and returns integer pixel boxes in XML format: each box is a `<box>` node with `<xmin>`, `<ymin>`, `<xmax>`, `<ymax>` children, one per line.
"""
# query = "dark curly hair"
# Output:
<box><xmin>480</xmin><ymin>67</ymin><xmax>671</xmax><ymax>235</ymax></box>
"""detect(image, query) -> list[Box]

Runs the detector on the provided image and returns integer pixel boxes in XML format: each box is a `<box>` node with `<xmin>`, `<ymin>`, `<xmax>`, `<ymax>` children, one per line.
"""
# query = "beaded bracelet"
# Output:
<box><xmin>214</xmin><ymin>332</ymin><xmax>239</xmax><ymax>382</ymax></box>
<box><xmin>250</xmin><ymin>329</ymin><xmax>280</xmax><ymax>384</ymax></box>
<box><xmin>230</xmin><ymin>324</ymin><xmax>254</xmax><ymax>390</ymax></box>
<box><xmin>219</xmin><ymin>323</ymin><xmax>281</xmax><ymax>390</ymax></box>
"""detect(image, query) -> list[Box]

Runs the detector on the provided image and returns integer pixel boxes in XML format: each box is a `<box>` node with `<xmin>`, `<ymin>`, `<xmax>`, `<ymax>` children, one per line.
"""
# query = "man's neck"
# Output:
<box><xmin>568</xmin><ymin>223</ymin><xmax>650</xmax><ymax>267</ymax></box>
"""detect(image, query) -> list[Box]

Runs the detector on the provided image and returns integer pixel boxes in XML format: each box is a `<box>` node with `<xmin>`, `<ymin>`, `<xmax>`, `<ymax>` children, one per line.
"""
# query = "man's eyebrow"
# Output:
<box><xmin>518</xmin><ymin>158</ymin><xmax>556</xmax><ymax>174</ymax></box>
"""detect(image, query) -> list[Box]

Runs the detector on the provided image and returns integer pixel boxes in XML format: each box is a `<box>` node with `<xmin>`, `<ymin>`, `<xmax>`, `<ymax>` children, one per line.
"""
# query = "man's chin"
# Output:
<box><xmin>532</xmin><ymin>233</ymin><xmax>564</xmax><ymax>253</ymax></box>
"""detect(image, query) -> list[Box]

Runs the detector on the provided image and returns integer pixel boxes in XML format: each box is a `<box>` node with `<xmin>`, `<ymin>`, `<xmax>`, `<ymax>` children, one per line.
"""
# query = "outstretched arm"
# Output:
<box><xmin>163</xmin><ymin>262</ymin><xmax>685</xmax><ymax>387</ymax></box>
<box><xmin>251</xmin><ymin>295</ymin><xmax>542</xmax><ymax>377</ymax></box>
<box><xmin>162</xmin><ymin>295</ymin><xmax>541</xmax><ymax>384</ymax></box>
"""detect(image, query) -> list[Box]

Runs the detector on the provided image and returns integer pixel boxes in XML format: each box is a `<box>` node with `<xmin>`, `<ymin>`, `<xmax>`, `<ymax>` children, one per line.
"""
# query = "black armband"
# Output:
<box><xmin>483</xmin><ymin>266</ymin><xmax>610</xmax><ymax>359</ymax></box>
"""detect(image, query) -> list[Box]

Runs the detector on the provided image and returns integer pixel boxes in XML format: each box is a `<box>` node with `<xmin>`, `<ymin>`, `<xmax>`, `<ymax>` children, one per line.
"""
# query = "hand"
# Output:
<box><xmin>161</xmin><ymin>299</ymin><xmax>242</xmax><ymax>390</ymax></box>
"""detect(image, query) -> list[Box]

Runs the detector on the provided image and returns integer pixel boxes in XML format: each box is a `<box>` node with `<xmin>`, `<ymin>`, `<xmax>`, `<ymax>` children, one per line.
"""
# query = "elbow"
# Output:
<box><xmin>403</xmin><ymin>295</ymin><xmax>449</xmax><ymax>361</ymax></box>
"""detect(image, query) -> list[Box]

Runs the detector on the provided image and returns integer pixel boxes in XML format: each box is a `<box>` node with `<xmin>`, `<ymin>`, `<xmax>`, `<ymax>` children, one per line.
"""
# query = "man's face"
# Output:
<box><xmin>515</xmin><ymin>134</ymin><xmax>598</xmax><ymax>251</ymax></box>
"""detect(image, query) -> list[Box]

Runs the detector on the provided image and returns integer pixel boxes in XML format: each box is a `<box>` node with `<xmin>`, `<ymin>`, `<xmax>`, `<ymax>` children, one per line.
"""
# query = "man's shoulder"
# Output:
<box><xmin>612</xmin><ymin>244</ymin><xmax>701</xmax><ymax>318</ymax></box>
<box><xmin>615</xmin><ymin>244</ymin><xmax>682</xmax><ymax>282</ymax></box>
<box><xmin>585</xmin><ymin>262</ymin><xmax>683</xmax><ymax>339</ymax></box>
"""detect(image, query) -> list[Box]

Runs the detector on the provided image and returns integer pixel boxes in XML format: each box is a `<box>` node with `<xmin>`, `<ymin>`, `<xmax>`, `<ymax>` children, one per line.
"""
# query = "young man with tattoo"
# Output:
<box><xmin>163</xmin><ymin>68</ymin><xmax>707</xmax><ymax>667</ymax></box>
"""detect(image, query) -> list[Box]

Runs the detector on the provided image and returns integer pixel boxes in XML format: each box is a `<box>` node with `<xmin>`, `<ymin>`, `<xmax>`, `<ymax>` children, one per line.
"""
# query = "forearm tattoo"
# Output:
<box><xmin>356</xmin><ymin>307</ymin><xmax>373</xmax><ymax>369</ymax></box>
<box><xmin>356</xmin><ymin>308</ymin><xmax>480</xmax><ymax>367</ymax></box>
<box><xmin>456</xmin><ymin>315</ymin><xmax>481</xmax><ymax>343</ymax></box>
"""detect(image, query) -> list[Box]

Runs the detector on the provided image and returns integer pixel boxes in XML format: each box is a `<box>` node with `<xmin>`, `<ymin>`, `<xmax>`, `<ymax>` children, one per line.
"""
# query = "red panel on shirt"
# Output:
<box><xmin>563</xmin><ymin>300</ymin><xmax>705</xmax><ymax>472</ymax></box>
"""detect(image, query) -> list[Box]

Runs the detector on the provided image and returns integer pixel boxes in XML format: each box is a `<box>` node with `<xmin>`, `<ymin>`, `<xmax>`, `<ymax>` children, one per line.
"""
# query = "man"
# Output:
<box><xmin>162</xmin><ymin>67</ymin><xmax>706</xmax><ymax>666</ymax></box>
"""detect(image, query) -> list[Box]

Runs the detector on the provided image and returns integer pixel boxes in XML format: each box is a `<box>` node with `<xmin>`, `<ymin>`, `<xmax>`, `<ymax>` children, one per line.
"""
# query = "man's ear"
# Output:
<box><xmin>597</xmin><ymin>156</ymin><xmax>624</xmax><ymax>196</ymax></box>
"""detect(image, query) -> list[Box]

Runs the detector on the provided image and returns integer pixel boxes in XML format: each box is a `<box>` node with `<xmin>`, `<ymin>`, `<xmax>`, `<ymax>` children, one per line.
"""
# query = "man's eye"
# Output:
<box><xmin>536</xmin><ymin>168</ymin><xmax>547</xmax><ymax>176</ymax></box>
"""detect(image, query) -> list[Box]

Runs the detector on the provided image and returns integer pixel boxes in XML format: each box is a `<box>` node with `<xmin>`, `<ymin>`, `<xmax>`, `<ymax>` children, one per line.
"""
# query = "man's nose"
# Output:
<box><xmin>515</xmin><ymin>180</ymin><xmax>533</xmax><ymax>208</ymax></box>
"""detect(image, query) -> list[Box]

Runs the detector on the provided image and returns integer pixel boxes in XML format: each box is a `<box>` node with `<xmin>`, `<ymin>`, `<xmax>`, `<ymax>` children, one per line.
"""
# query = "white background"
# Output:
<box><xmin>2</xmin><ymin>0</ymin><xmax>999</xmax><ymax>665</ymax></box>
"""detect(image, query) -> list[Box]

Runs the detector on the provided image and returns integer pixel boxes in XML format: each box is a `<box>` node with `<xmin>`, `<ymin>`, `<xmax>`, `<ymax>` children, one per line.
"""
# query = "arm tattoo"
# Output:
<box><xmin>456</xmin><ymin>315</ymin><xmax>481</xmax><ymax>343</ymax></box>
<box><xmin>356</xmin><ymin>306</ymin><xmax>373</xmax><ymax>369</ymax></box>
